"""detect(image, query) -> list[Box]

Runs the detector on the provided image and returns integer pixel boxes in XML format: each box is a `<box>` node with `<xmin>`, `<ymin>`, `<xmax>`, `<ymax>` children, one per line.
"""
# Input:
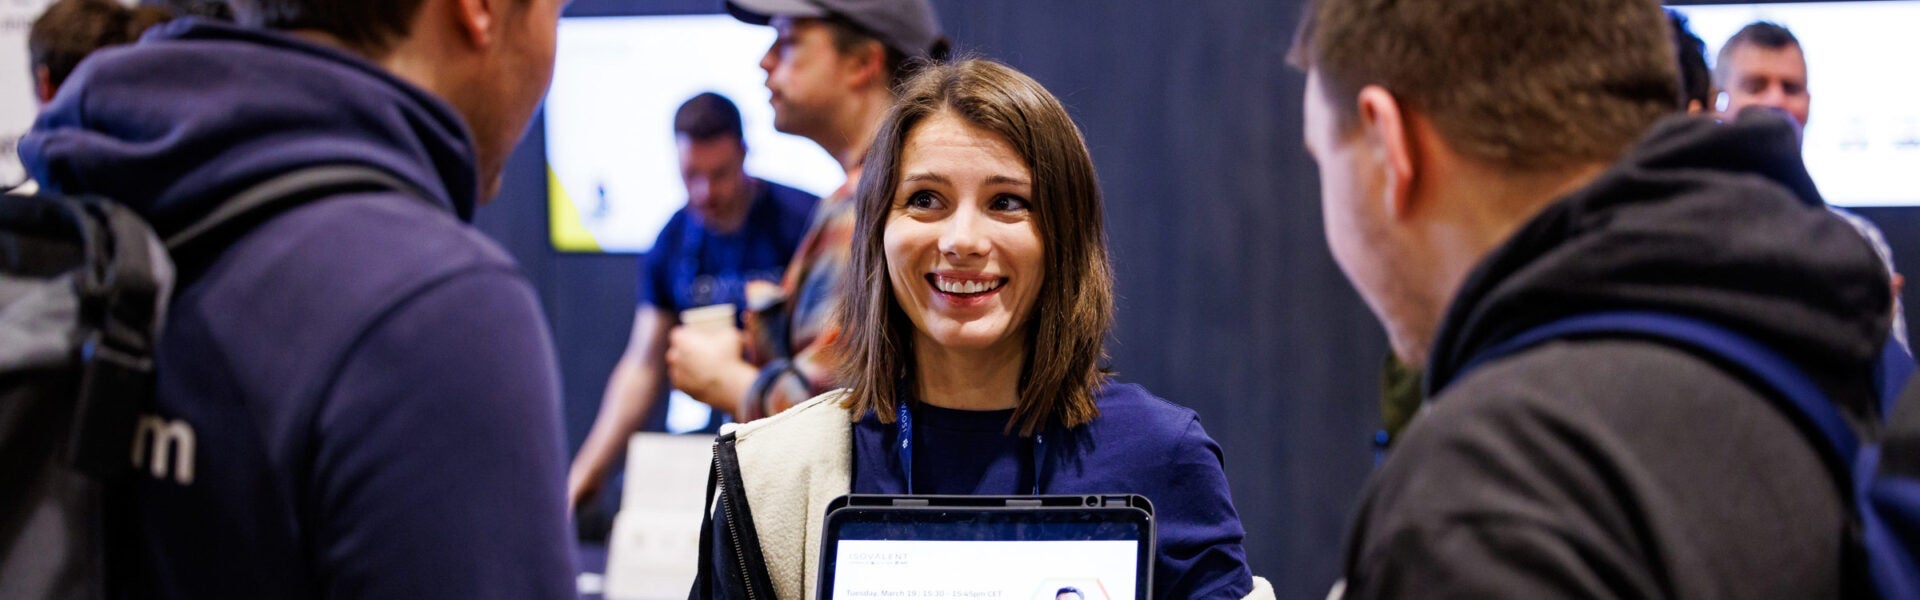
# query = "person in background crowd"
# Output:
<box><xmin>1715</xmin><ymin>20</ymin><xmax>1908</xmax><ymax>350</ymax></box>
<box><xmin>1669</xmin><ymin>10</ymin><xmax>1712</xmax><ymax>114</ymax></box>
<box><xmin>665</xmin><ymin>0</ymin><xmax>950</xmax><ymax>423</ymax></box>
<box><xmin>1292</xmin><ymin>0</ymin><xmax>1893</xmax><ymax>596</ymax></box>
<box><xmin>13</xmin><ymin>0</ymin><xmax>174</xmax><ymax>194</ymax></box>
<box><xmin>568</xmin><ymin>92</ymin><xmax>818</xmax><ymax>510</ymax></box>
<box><xmin>1715</xmin><ymin>21</ymin><xmax>1810</xmax><ymax>127</ymax></box>
<box><xmin>28</xmin><ymin>0</ymin><xmax>175</xmax><ymax>108</ymax></box>
<box><xmin>19</xmin><ymin>0</ymin><xmax>576</xmax><ymax>595</ymax></box>
<box><xmin>693</xmin><ymin>58</ymin><xmax>1274</xmax><ymax>600</ymax></box>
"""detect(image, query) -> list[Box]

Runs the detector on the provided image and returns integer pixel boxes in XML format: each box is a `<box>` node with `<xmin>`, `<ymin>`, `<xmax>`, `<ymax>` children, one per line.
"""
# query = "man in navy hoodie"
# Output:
<box><xmin>18</xmin><ymin>0</ymin><xmax>575</xmax><ymax>597</ymax></box>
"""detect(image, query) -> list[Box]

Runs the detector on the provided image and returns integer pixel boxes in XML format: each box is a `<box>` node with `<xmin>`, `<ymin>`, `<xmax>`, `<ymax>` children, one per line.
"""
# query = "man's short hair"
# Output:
<box><xmin>29</xmin><ymin>0</ymin><xmax>175</xmax><ymax>90</ymax></box>
<box><xmin>1669</xmin><ymin>10</ymin><xmax>1711</xmax><ymax>111</ymax></box>
<box><xmin>1714</xmin><ymin>21</ymin><xmax>1801</xmax><ymax>85</ymax></box>
<box><xmin>674</xmin><ymin>92</ymin><xmax>746</xmax><ymax>145</ymax></box>
<box><xmin>227</xmin><ymin>0</ymin><xmax>429</xmax><ymax>55</ymax></box>
<box><xmin>1289</xmin><ymin>0</ymin><xmax>1680</xmax><ymax>172</ymax></box>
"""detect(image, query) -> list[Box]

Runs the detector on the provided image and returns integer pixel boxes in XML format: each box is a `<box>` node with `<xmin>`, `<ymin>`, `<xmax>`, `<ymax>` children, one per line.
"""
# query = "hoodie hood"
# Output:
<box><xmin>1426</xmin><ymin>111</ymin><xmax>1891</xmax><ymax>409</ymax></box>
<box><xmin>19</xmin><ymin>18</ymin><xmax>480</xmax><ymax>236</ymax></box>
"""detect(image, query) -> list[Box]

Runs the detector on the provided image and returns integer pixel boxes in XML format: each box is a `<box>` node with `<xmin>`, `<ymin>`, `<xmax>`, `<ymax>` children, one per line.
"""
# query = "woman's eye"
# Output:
<box><xmin>903</xmin><ymin>191</ymin><xmax>937</xmax><ymax>209</ymax></box>
<box><xmin>990</xmin><ymin>194</ymin><xmax>1031</xmax><ymax>212</ymax></box>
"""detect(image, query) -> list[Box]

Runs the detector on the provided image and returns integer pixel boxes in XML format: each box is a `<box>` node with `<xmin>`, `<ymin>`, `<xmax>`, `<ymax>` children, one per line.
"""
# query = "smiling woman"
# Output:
<box><xmin>690</xmin><ymin>58</ymin><xmax>1274</xmax><ymax>600</ymax></box>
<box><xmin>875</xmin><ymin>111</ymin><xmax>1047</xmax><ymax>411</ymax></box>
<box><xmin>841</xmin><ymin>59</ymin><xmax>1109</xmax><ymax>436</ymax></box>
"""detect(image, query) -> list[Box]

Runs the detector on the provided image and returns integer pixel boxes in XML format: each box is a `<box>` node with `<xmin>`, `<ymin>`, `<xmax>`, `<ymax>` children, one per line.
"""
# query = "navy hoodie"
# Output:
<box><xmin>19</xmin><ymin>19</ymin><xmax>576</xmax><ymax>598</ymax></box>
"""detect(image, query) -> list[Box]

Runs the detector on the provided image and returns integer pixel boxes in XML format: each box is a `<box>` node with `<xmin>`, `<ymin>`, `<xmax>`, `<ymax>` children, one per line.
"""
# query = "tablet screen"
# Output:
<box><xmin>819</xmin><ymin>500</ymin><xmax>1151</xmax><ymax>600</ymax></box>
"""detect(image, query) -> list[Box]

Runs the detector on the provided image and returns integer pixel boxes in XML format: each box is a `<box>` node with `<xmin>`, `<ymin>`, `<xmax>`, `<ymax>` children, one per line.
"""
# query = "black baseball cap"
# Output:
<box><xmin>726</xmin><ymin>0</ymin><xmax>944</xmax><ymax>59</ymax></box>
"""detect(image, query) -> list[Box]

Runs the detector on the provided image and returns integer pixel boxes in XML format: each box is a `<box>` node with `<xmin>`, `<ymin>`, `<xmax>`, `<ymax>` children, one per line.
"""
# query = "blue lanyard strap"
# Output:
<box><xmin>896</xmin><ymin>399</ymin><xmax>915</xmax><ymax>494</ymax></box>
<box><xmin>894</xmin><ymin>399</ymin><xmax>1045</xmax><ymax>495</ymax></box>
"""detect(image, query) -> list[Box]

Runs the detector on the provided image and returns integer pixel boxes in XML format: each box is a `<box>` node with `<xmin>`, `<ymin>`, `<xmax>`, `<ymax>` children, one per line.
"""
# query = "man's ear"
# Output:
<box><xmin>34</xmin><ymin>65</ymin><xmax>56</xmax><ymax>105</ymax></box>
<box><xmin>1355</xmin><ymin>85</ymin><xmax>1416</xmax><ymax>219</ymax></box>
<box><xmin>451</xmin><ymin>0</ymin><xmax>497</xmax><ymax>48</ymax></box>
<box><xmin>843</xmin><ymin>39</ymin><xmax>887</xmax><ymax>91</ymax></box>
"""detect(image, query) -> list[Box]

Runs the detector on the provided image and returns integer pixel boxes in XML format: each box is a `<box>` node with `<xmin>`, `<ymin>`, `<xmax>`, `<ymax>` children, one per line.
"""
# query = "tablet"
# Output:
<box><xmin>815</xmin><ymin>494</ymin><xmax>1154</xmax><ymax>600</ymax></box>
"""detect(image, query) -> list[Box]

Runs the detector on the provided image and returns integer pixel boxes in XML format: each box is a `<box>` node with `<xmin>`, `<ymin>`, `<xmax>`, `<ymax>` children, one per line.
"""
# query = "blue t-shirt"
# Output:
<box><xmin>639</xmin><ymin>178</ymin><xmax>817</xmax><ymax>315</ymax></box>
<box><xmin>850</xmin><ymin>382</ymin><xmax>1257</xmax><ymax>599</ymax></box>
<box><xmin>636</xmin><ymin>179</ymin><xmax>815</xmax><ymax>432</ymax></box>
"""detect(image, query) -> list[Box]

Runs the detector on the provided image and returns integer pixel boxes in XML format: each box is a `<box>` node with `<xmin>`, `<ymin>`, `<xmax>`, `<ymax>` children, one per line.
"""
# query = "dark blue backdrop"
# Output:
<box><xmin>473</xmin><ymin>1</ymin><xmax>1919</xmax><ymax>596</ymax></box>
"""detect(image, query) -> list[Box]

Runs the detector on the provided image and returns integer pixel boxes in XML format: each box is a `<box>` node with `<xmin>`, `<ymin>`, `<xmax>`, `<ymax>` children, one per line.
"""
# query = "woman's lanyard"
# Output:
<box><xmin>895</xmin><ymin>400</ymin><xmax>1046</xmax><ymax>495</ymax></box>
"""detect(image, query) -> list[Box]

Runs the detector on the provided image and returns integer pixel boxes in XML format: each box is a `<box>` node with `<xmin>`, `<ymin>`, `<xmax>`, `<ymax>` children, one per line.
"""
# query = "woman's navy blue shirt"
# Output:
<box><xmin>851</xmin><ymin>382</ymin><xmax>1256</xmax><ymax>599</ymax></box>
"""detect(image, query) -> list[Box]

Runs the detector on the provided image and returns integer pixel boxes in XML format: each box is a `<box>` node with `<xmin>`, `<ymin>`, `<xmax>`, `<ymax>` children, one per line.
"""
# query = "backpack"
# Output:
<box><xmin>1456</xmin><ymin>310</ymin><xmax>1920</xmax><ymax>600</ymax></box>
<box><xmin>0</xmin><ymin>166</ymin><xmax>411</xmax><ymax>599</ymax></box>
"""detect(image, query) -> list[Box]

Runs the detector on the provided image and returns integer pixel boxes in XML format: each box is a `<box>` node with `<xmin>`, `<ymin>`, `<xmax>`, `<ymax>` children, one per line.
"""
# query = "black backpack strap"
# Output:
<box><xmin>56</xmin><ymin>198</ymin><xmax>171</xmax><ymax>368</ymax></box>
<box><xmin>163</xmin><ymin>165</ymin><xmax>420</xmax><ymax>266</ymax></box>
<box><xmin>59</xmin><ymin>198</ymin><xmax>172</xmax><ymax>479</ymax></box>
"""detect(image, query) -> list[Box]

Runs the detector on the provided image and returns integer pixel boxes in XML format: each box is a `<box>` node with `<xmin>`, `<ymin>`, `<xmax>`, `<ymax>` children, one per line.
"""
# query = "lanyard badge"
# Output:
<box><xmin>894</xmin><ymin>399</ymin><xmax>1046</xmax><ymax>495</ymax></box>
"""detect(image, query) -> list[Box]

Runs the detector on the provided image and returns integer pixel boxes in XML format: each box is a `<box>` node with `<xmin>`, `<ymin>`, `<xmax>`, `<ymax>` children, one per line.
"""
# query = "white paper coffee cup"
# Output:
<box><xmin>679</xmin><ymin>303</ymin><xmax>736</xmax><ymax>329</ymax></box>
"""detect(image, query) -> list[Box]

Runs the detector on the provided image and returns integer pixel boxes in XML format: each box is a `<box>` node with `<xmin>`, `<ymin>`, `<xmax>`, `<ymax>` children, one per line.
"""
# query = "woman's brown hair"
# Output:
<box><xmin>837</xmin><ymin>58</ymin><xmax>1113</xmax><ymax>436</ymax></box>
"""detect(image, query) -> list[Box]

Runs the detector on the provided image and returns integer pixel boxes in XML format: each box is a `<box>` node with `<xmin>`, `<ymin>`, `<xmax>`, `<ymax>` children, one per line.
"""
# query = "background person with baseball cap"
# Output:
<box><xmin>663</xmin><ymin>0</ymin><xmax>951</xmax><ymax>426</ymax></box>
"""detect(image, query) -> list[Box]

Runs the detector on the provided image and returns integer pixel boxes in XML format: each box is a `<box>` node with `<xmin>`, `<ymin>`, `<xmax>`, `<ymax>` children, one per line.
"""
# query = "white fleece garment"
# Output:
<box><xmin>722</xmin><ymin>392</ymin><xmax>854</xmax><ymax>599</ymax></box>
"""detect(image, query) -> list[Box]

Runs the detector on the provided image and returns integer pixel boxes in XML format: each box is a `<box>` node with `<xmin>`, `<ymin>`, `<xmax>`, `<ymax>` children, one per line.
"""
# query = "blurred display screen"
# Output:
<box><xmin>544</xmin><ymin>15</ymin><xmax>843</xmax><ymax>252</ymax></box>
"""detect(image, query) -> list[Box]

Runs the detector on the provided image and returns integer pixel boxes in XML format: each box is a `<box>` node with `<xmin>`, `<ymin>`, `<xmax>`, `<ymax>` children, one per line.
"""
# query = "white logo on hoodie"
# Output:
<box><xmin>131</xmin><ymin>414</ymin><xmax>195</xmax><ymax>486</ymax></box>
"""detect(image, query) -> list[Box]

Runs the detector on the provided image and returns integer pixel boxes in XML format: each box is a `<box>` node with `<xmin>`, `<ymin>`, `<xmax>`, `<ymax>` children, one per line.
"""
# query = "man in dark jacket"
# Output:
<box><xmin>1291</xmin><ymin>0</ymin><xmax>1893</xmax><ymax>597</ymax></box>
<box><xmin>18</xmin><ymin>0</ymin><xmax>575</xmax><ymax>597</ymax></box>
